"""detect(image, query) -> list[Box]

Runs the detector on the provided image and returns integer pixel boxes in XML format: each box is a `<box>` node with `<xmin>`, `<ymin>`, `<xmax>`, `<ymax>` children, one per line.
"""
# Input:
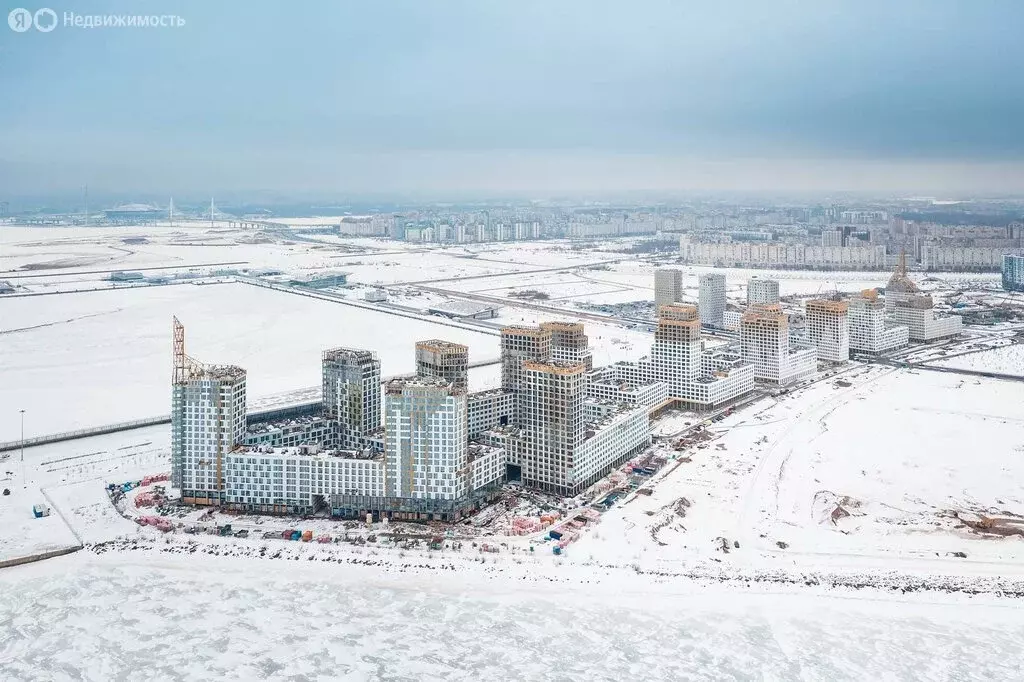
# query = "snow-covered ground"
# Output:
<box><xmin>5</xmin><ymin>226</ymin><xmax>1024</xmax><ymax>677</ymax></box>
<box><xmin>929</xmin><ymin>343</ymin><xmax>1024</xmax><ymax>376</ymax></box>
<box><xmin>0</xmin><ymin>484</ymin><xmax>80</xmax><ymax>564</ymax></box>
<box><xmin>576</xmin><ymin>367</ymin><xmax>1024</xmax><ymax>574</ymax></box>
<box><xmin>0</xmin><ymin>282</ymin><xmax>500</xmax><ymax>441</ymax></box>
<box><xmin>1</xmin><ymin>551</ymin><xmax>1023</xmax><ymax>681</ymax></box>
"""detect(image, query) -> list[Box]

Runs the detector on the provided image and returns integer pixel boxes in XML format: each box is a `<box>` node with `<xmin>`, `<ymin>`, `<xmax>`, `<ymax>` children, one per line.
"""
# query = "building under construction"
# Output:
<box><xmin>172</xmin><ymin>317</ymin><xmax>654</xmax><ymax>513</ymax></box>
<box><xmin>414</xmin><ymin>339</ymin><xmax>469</xmax><ymax>391</ymax></box>
<box><xmin>170</xmin><ymin>317</ymin><xmax>247</xmax><ymax>505</ymax></box>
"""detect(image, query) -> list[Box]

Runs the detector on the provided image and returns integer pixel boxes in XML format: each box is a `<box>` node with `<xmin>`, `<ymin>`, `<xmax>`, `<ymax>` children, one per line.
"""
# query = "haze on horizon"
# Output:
<box><xmin>2</xmin><ymin>0</ymin><xmax>1024</xmax><ymax>199</ymax></box>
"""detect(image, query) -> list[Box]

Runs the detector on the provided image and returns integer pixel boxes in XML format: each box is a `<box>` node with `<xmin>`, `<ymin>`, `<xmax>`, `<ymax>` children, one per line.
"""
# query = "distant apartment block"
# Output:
<box><xmin>698</xmin><ymin>273</ymin><xmax>726</xmax><ymax>328</ymax></box>
<box><xmin>746</xmin><ymin>277</ymin><xmax>780</xmax><ymax>306</ymax></box>
<box><xmin>682</xmin><ymin>241</ymin><xmax>888</xmax><ymax>270</ymax></box>
<box><xmin>922</xmin><ymin>246</ymin><xmax>1024</xmax><ymax>271</ymax></box>
<box><xmin>821</xmin><ymin>229</ymin><xmax>843</xmax><ymax>247</ymax></box>
<box><xmin>654</xmin><ymin>268</ymin><xmax>683</xmax><ymax>308</ymax></box>
<box><xmin>1004</xmin><ymin>254</ymin><xmax>1024</xmax><ymax>292</ymax></box>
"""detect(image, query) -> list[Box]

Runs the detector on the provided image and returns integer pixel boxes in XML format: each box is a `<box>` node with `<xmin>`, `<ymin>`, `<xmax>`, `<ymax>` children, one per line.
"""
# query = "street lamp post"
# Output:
<box><xmin>20</xmin><ymin>409</ymin><xmax>25</xmax><ymax>488</ymax></box>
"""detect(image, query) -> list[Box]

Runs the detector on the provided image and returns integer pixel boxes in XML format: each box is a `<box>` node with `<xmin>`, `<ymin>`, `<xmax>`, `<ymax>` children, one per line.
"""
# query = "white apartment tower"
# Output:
<box><xmin>848</xmin><ymin>291</ymin><xmax>910</xmax><ymax>354</ymax></box>
<box><xmin>654</xmin><ymin>268</ymin><xmax>683</xmax><ymax>309</ymax></box>
<box><xmin>651</xmin><ymin>303</ymin><xmax>702</xmax><ymax>398</ymax></box>
<box><xmin>170</xmin><ymin>317</ymin><xmax>247</xmax><ymax>506</ymax></box>
<box><xmin>698</xmin><ymin>272</ymin><xmax>726</xmax><ymax>328</ymax></box>
<box><xmin>746</xmin><ymin>277</ymin><xmax>780</xmax><ymax>306</ymax></box>
<box><xmin>740</xmin><ymin>304</ymin><xmax>816</xmax><ymax>385</ymax></box>
<box><xmin>821</xmin><ymin>229</ymin><xmax>843</xmax><ymax>247</ymax></box>
<box><xmin>805</xmin><ymin>299</ymin><xmax>850</xmax><ymax>363</ymax></box>
<box><xmin>515</xmin><ymin>360</ymin><xmax>587</xmax><ymax>494</ymax></box>
<box><xmin>322</xmin><ymin>347</ymin><xmax>382</xmax><ymax>449</ymax></box>
<box><xmin>385</xmin><ymin>377</ymin><xmax>469</xmax><ymax>501</ymax></box>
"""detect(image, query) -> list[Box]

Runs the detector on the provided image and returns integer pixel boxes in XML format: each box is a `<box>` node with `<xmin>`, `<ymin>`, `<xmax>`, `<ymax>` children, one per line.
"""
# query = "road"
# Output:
<box><xmin>1</xmin><ymin>261</ymin><xmax>250</xmax><ymax>278</ymax></box>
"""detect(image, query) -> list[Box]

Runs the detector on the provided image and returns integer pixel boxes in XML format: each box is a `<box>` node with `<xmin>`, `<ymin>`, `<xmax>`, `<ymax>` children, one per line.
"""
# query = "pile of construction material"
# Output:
<box><xmin>136</xmin><ymin>516</ymin><xmax>173</xmax><ymax>532</ymax></box>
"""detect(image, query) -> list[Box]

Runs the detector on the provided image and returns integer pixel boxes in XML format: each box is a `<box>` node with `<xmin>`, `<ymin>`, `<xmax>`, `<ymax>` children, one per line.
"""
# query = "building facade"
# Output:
<box><xmin>172</xmin><ymin>368</ymin><xmax>247</xmax><ymax>505</ymax></box>
<box><xmin>541</xmin><ymin>321</ymin><xmax>593</xmax><ymax>370</ymax></box>
<box><xmin>500</xmin><ymin>325</ymin><xmax>552</xmax><ymax>421</ymax></box>
<box><xmin>848</xmin><ymin>291</ymin><xmax>910</xmax><ymax>354</ymax></box>
<box><xmin>322</xmin><ymin>347</ymin><xmax>381</xmax><ymax>449</ymax></box>
<box><xmin>654</xmin><ymin>268</ymin><xmax>683</xmax><ymax>309</ymax></box>
<box><xmin>415</xmin><ymin>339</ymin><xmax>469</xmax><ymax>392</ymax></box>
<box><xmin>385</xmin><ymin>378</ymin><xmax>469</xmax><ymax>501</ymax></box>
<box><xmin>682</xmin><ymin>241</ymin><xmax>888</xmax><ymax>270</ymax></box>
<box><xmin>746</xmin><ymin>277</ymin><xmax>780</xmax><ymax>305</ymax></box>
<box><xmin>740</xmin><ymin>304</ymin><xmax>816</xmax><ymax>385</ymax></box>
<box><xmin>513</xmin><ymin>361</ymin><xmax>587</xmax><ymax>494</ymax></box>
<box><xmin>805</xmin><ymin>299</ymin><xmax>850</xmax><ymax>363</ymax></box>
<box><xmin>890</xmin><ymin>295</ymin><xmax>963</xmax><ymax>341</ymax></box>
<box><xmin>698</xmin><ymin>273</ymin><xmax>726</xmax><ymax>328</ymax></box>
<box><xmin>1004</xmin><ymin>254</ymin><xmax>1024</xmax><ymax>292</ymax></box>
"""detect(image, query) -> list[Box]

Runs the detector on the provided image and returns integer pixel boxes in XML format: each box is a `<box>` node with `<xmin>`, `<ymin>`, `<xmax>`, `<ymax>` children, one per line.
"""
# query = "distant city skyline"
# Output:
<box><xmin>3</xmin><ymin>1</ymin><xmax>1024</xmax><ymax>196</ymax></box>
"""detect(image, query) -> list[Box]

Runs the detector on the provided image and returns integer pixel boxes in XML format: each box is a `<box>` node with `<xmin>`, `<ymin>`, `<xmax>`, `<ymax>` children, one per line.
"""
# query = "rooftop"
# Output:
<box><xmin>323</xmin><ymin>347</ymin><xmax>378</xmax><ymax>362</ymax></box>
<box><xmin>236</xmin><ymin>444</ymin><xmax>383</xmax><ymax>462</ymax></box>
<box><xmin>415</xmin><ymin>339</ymin><xmax>469</xmax><ymax>354</ymax></box>
<box><xmin>199</xmin><ymin>364</ymin><xmax>246</xmax><ymax>381</ymax></box>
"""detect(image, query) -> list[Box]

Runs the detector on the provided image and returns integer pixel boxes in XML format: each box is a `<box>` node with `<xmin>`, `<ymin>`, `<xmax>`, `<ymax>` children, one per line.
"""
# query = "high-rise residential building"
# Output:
<box><xmin>514</xmin><ymin>360</ymin><xmax>588</xmax><ymax>494</ymax></box>
<box><xmin>1004</xmin><ymin>254</ymin><xmax>1024</xmax><ymax>292</ymax></box>
<box><xmin>415</xmin><ymin>339</ymin><xmax>469</xmax><ymax>392</ymax></box>
<box><xmin>805</xmin><ymin>299</ymin><xmax>850</xmax><ymax>363</ymax></box>
<box><xmin>647</xmin><ymin>304</ymin><xmax>754</xmax><ymax>406</ymax></box>
<box><xmin>698</xmin><ymin>272</ymin><xmax>726</xmax><ymax>328</ymax></box>
<box><xmin>322</xmin><ymin>347</ymin><xmax>381</xmax><ymax>449</ymax></box>
<box><xmin>746</xmin><ymin>277</ymin><xmax>780</xmax><ymax>306</ymax></box>
<box><xmin>385</xmin><ymin>377</ymin><xmax>469</xmax><ymax>502</ymax></box>
<box><xmin>171</xmin><ymin>317</ymin><xmax>247</xmax><ymax>506</ymax></box>
<box><xmin>890</xmin><ymin>294</ymin><xmax>963</xmax><ymax>341</ymax></box>
<box><xmin>540</xmin><ymin>321</ymin><xmax>593</xmax><ymax>370</ymax></box>
<box><xmin>848</xmin><ymin>291</ymin><xmax>909</xmax><ymax>354</ymax></box>
<box><xmin>740</xmin><ymin>304</ymin><xmax>816</xmax><ymax>385</ymax></box>
<box><xmin>652</xmin><ymin>304</ymin><xmax>702</xmax><ymax>397</ymax></box>
<box><xmin>821</xmin><ymin>229</ymin><xmax>843</xmax><ymax>247</ymax></box>
<box><xmin>654</xmin><ymin>268</ymin><xmax>683</xmax><ymax>309</ymax></box>
<box><xmin>501</xmin><ymin>324</ymin><xmax>553</xmax><ymax>420</ymax></box>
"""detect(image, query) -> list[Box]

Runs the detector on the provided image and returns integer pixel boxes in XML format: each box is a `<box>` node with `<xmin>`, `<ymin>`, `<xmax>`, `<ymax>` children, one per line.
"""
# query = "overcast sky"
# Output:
<box><xmin>2</xmin><ymin>0</ymin><xmax>1023</xmax><ymax>198</ymax></box>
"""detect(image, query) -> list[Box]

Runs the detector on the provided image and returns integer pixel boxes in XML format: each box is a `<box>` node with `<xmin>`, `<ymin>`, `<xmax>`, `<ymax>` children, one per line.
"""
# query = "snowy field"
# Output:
<box><xmin>0</xmin><ymin>282</ymin><xmax>500</xmax><ymax>441</ymax></box>
<box><xmin>577</xmin><ymin>367</ymin><xmax>1024</xmax><ymax>573</ymax></box>
<box><xmin>2</xmin><ymin>552</ymin><xmax>1023</xmax><ymax>682</ymax></box>
<box><xmin>0</xmin><ymin>485</ymin><xmax>80</xmax><ymax>564</ymax></box>
<box><xmin>929</xmin><ymin>343</ymin><xmax>1024</xmax><ymax>376</ymax></box>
